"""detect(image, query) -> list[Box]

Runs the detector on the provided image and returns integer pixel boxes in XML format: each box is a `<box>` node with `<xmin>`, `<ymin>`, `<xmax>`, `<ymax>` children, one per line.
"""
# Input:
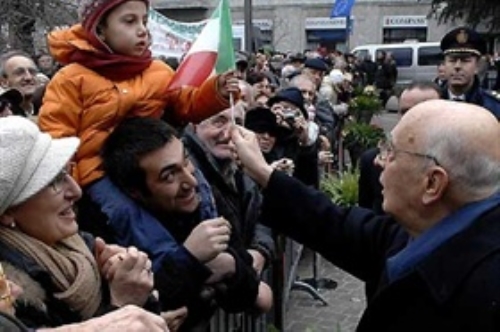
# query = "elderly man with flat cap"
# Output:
<box><xmin>440</xmin><ymin>27</ymin><xmax>500</xmax><ymax>119</ymax></box>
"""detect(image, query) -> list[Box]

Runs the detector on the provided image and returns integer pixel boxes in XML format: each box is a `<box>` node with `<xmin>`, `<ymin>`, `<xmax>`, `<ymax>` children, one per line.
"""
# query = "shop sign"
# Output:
<box><xmin>305</xmin><ymin>17</ymin><xmax>348</xmax><ymax>30</ymax></box>
<box><xmin>383</xmin><ymin>16</ymin><xmax>428</xmax><ymax>28</ymax></box>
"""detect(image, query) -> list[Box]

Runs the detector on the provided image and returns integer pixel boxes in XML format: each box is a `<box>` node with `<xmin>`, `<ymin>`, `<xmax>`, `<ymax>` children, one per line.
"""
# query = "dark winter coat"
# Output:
<box><xmin>261</xmin><ymin>171</ymin><xmax>500</xmax><ymax>332</ymax></box>
<box><xmin>441</xmin><ymin>76</ymin><xmax>500</xmax><ymax>120</ymax></box>
<box><xmin>183</xmin><ymin>127</ymin><xmax>275</xmax><ymax>265</ymax></box>
<box><xmin>0</xmin><ymin>233</ymin><xmax>159</xmax><ymax>329</ymax></box>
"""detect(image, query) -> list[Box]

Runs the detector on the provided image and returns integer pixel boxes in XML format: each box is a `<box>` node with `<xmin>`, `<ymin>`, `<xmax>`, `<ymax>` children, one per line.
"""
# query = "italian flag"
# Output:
<box><xmin>168</xmin><ymin>0</ymin><xmax>235</xmax><ymax>90</ymax></box>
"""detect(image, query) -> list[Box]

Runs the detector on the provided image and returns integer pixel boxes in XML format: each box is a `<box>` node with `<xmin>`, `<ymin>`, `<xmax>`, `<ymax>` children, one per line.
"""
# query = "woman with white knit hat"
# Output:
<box><xmin>0</xmin><ymin>116</ymin><xmax>159</xmax><ymax>329</ymax></box>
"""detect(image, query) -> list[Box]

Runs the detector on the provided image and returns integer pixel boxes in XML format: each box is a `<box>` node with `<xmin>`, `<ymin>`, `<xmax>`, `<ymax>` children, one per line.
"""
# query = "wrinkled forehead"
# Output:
<box><xmin>392</xmin><ymin>112</ymin><xmax>428</xmax><ymax>147</ymax></box>
<box><xmin>4</xmin><ymin>56</ymin><xmax>37</xmax><ymax>72</ymax></box>
<box><xmin>209</xmin><ymin>104</ymin><xmax>245</xmax><ymax>121</ymax></box>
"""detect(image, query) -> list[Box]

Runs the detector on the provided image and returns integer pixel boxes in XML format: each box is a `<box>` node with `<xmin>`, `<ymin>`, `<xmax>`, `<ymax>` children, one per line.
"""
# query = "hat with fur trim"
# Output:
<box><xmin>0</xmin><ymin>116</ymin><xmax>79</xmax><ymax>215</ymax></box>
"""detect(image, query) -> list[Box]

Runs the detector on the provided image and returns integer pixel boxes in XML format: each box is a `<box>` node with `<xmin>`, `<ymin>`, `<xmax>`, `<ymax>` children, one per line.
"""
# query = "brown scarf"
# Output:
<box><xmin>0</xmin><ymin>228</ymin><xmax>102</xmax><ymax>319</ymax></box>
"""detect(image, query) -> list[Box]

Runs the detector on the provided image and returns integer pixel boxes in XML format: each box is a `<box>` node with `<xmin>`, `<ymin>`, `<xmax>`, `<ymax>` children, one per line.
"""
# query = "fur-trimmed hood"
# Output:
<box><xmin>2</xmin><ymin>261</ymin><xmax>47</xmax><ymax>316</ymax></box>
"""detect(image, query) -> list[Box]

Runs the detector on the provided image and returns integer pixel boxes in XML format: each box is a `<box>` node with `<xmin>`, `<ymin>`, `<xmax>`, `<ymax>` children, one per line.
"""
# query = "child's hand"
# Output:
<box><xmin>217</xmin><ymin>71</ymin><xmax>240</xmax><ymax>99</ymax></box>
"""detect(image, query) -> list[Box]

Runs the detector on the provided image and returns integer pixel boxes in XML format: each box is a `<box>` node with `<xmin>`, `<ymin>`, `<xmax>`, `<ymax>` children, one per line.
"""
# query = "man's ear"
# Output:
<box><xmin>422</xmin><ymin>167</ymin><xmax>449</xmax><ymax>205</ymax></box>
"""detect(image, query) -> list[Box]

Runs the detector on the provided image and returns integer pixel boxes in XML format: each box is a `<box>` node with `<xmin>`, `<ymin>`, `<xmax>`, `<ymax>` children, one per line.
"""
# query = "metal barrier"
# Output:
<box><xmin>207</xmin><ymin>235</ymin><xmax>320</xmax><ymax>331</ymax></box>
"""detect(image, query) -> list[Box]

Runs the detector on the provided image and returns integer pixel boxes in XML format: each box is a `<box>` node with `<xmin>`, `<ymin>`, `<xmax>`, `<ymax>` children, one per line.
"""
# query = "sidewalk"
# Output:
<box><xmin>284</xmin><ymin>249</ymin><xmax>366</xmax><ymax>332</ymax></box>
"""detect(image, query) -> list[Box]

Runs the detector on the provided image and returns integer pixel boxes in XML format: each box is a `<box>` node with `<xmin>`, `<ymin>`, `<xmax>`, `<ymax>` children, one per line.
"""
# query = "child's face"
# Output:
<box><xmin>100</xmin><ymin>1</ymin><xmax>149</xmax><ymax>57</ymax></box>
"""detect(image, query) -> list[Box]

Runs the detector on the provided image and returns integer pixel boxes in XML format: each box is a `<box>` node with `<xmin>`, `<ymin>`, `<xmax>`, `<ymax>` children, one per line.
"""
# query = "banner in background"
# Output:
<box><xmin>330</xmin><ymin>0</ymin><xmax>356</xmax><ymax>18</ymax></box>
<box><xmin>148</xmin><ymin>9</ymin><xmax>207</xmax><ymax>59</ymax></box>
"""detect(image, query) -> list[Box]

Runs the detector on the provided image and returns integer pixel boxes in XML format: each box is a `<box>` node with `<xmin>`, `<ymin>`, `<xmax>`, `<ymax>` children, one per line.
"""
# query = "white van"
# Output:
<box><xmin>351</xmin><ymin>41</ymin><xmax>442</xmax><ymax>86</ymax></box>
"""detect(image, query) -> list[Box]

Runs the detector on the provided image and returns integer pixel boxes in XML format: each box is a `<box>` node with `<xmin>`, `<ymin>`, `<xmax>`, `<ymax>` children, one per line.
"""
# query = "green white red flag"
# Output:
<box><xmin>168</xmin><ymin>0</ymin><xmax>235</xmax><ymax>90</ymax></box>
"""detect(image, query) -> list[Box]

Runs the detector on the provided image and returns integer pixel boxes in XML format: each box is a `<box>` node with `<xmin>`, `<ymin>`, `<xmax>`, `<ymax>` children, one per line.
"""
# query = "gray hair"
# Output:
<box><xmin>0</xmin><ymin>50</ymin><xmax>35</xmax><ymax>78</ymax></box>
<box><xmin>424</xmin><ymin>126</ymin><xmax>500</xmax><ymax>199</ymax></box>
<box><xmin>289</xmin><ymin>74</ymin><xmax>315</xmax><ymax>88</ymax></box>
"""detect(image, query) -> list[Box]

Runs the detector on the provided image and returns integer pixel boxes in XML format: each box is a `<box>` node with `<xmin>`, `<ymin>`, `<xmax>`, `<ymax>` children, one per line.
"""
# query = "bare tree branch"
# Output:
<box><xmin>430</xmin><ymin>0</ymin><xmax>500</xmax><ymax>31</ymax></box>
<box><xmin>0</xmin><ymin>0</ymin><xmax>78</xmax><ymax>54</ymax></box>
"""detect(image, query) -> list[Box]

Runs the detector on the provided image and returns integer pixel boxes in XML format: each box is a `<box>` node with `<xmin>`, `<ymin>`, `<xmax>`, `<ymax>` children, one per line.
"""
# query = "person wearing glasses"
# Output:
<box><xmin>230</xmin><ymin>99</ymin><xmax>500</xmax><ymax>331</ymax></box>
<box><xmin>0</xmin><ymin>51</ymin><xmax>40</xmax><ymax>117</ymax></box>
<box><xmin>358</xmin><ymin>81</ymin><xmax>441</xmax><ymax>216</ymax></box>
<box><xmin>0</xmin><ymin>116</ymin><xmax>165</xmax><ymax>329</ymax></box>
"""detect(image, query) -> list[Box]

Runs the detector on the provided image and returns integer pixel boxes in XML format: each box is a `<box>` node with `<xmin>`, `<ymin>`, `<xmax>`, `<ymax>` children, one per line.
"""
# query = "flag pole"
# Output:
<box><xmin>230</xmin><ymin>92</ymin><xmax>236</xmax><ymax>124</ymax></box>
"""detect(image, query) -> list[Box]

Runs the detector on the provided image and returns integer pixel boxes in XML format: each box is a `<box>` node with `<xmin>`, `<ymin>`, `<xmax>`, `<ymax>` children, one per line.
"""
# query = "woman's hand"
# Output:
<box><xmin>103</xmin><ymin>247</ymin><xmax>154</xmax><ymax>307</ymax></box>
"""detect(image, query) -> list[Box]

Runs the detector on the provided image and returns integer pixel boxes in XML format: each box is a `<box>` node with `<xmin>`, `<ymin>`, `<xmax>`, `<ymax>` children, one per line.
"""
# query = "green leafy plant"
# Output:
<box><xmin>349</xmin><ymin>85</ymin><xmax>383</xmax><ymax>123</ymax></box>
<box><xmin>342</xmin><ymin>122</ymin><xmax>385</xmax><ymax>151</ymax></box>
<box><xmin>320</xmin><ymin>169</ymin><xmax>360</xmax><ymax>207</ymax></box>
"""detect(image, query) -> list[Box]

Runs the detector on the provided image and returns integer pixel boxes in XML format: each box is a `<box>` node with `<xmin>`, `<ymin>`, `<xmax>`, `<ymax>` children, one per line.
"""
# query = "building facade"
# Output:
<box><xmin>152</xmin><ymin>0</ymin><xmax>500</xmax><ymax>54</ymax></box>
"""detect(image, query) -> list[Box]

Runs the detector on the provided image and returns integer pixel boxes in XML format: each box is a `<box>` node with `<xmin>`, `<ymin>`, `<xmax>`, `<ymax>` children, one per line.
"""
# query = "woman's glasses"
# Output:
<box><xmin>50</xmin><ymin>163</ymin><xmax>75</xmax><ymax>194</ymax></box>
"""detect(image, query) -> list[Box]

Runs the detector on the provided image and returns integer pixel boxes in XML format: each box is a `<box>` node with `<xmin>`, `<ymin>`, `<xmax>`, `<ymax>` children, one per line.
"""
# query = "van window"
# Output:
<box><xmin>379</xmin><ymin>47</ymin><xmax>412</xmax><ymax>67</ymax></box>
<box><xmin>353</xmin><ymin>49</ymin><xmax>369</xmax><ymax>60</ymax></box>
<box><xmin>418</xmin><ymin>46</ymin><xmax>443</xmax><ymax>66</ymax></box>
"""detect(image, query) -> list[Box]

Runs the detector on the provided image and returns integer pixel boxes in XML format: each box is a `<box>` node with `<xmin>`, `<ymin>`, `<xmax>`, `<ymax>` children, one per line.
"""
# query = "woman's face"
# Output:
<box><xmin>5</xmin><ymin>164</ymin><xmax>82</xmax><ymax>246</ymax></box>
<box><xmin>256</xmin><ymin>132</ymin><xmax>277</xmax><ymax>153</ymax></box>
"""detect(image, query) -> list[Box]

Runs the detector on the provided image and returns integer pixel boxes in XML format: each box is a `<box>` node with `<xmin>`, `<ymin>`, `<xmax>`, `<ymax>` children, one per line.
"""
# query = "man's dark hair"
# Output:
<box><xmin>102</xmin><ymin>117</ymin><xmax>178</xmax><ymax>196</ymax></box>
<box><xmin>403</xmin><ymin>81</ymin><xmax>442</xmax><ymax>97</ymax></box>
<box><xmin>246</xmin><ymin>72</ymin><xmax>267</xmax><ymax>86</ymax></box>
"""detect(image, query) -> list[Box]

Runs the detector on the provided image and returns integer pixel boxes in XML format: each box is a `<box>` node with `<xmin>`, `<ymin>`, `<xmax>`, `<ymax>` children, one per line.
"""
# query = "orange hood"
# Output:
<box><xmin>47</xmin><ymin>24</ymin><xmax>99</xmax><ymax>65</ymax></box>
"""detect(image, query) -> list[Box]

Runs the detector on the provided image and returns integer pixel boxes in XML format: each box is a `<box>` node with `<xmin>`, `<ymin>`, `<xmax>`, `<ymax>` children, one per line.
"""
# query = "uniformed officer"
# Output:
<box><xmin>440</xmin><ymin>26</ymin><xmax>500</xmax><ymax>120</ymax></box>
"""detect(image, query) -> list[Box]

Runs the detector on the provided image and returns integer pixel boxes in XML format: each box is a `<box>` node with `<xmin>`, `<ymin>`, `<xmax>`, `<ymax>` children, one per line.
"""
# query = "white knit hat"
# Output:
<box><xmin>0</xmin><ymin>116</ymin><xmax>80</xmax><ymax>215</ymax></box>
<box><xmin>329</xmin><ymin>69</ymin><xmax>345</xmax><ymax>85</ymax></box>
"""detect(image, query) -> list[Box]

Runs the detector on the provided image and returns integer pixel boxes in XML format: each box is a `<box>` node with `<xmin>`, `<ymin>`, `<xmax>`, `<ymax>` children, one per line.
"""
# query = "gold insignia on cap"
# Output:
<box><xmin>456</xmin><ymin>29</ymin><xmax>468</xmax><ymax>44</ymax></box>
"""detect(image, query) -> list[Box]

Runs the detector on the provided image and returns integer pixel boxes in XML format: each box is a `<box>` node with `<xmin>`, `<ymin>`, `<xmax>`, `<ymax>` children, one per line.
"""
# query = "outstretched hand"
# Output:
<box><xmin>230</xmin><ymin>125</ymin><xmax>273</xmax><ymax>187</ymax></box>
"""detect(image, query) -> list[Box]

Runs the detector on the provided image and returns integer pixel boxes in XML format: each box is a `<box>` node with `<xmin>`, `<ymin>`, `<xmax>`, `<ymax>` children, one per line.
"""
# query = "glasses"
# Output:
<box><xmin>49</xmin><ymin>163</ymin><xmax>75</xmax><ymax>194</ymax></box>
<box><xmin>377</xmin><ymin>135</ymin><xmax>440</xmax><ymax>166</ymax></box>
<box><xmin>0</xmin><ymin>264</ymin><xmax>11</xmax><ymax>305</ymax></box>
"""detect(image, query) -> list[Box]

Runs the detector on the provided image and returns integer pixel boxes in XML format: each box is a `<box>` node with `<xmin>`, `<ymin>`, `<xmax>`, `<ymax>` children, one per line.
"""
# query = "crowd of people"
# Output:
<box><xmin>0</xmin><ymin>0</ymin><xmax>500</xmax><ymax>331</ymax></box>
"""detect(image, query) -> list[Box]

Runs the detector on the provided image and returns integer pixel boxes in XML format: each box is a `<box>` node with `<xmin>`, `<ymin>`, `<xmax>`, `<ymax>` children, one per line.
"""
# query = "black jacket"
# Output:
<box><xmin>262</xmin><ymin>171</ymin><xmax>500</xmax><ymax>331</ymax></box>
<box><xmin>357</xmin><ymin>147</ymin><xmax>383</xmax><ymax>215</ymax></box>
<box><xmin>183</xmin><ymin>127</ymin><xmax>275</xmax><ymax>266</ymax></box>
<box><xmin>441</xmin><ymin>76</ymin><xmax>500</xmax><ymax>120</ymax></box>
<box><xmin>0</xmin><ymin>233</ymin><xmax>159</xmax><ymax>329</ymax></box>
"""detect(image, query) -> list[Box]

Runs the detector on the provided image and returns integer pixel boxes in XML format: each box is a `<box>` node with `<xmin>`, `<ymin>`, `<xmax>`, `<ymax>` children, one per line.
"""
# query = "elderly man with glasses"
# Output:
<box><xmin>358</xmin><ymin>82</ymin><xmax>441</xmax><ymax>215</ymax></box>
<box><xmin>231</xmin><ymin>99</ymin><xmax>500</xmax><ymax>332</ymax></box>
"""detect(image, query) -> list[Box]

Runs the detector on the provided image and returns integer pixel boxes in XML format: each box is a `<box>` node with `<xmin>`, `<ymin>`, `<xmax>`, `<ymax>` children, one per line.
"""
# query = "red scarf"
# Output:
<box><xmin>68</xmin><ymin>44</ymin><xmax>152</xmax><ymax>82</ymax></box>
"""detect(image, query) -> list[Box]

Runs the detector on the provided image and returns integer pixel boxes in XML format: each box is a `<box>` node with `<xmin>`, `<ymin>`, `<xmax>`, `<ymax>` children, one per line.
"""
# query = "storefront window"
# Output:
<box><xmin>305</xmin><ymin>30</ymin><xmax>347</xmax><ymax>51</ymax></box>
<box><xmin>383</xmin><ymin>28</ymin><xmax>427</xmax><ymax>43</ymax></box>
